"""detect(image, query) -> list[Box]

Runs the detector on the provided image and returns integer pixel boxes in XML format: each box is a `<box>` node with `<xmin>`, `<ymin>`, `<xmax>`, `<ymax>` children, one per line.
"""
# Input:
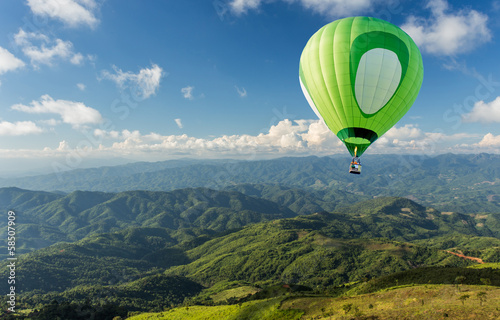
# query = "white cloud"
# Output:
<box><xmin>229</xmin><ymin>0</ymin><xmax>379</xmax><ymax>17</ymax></box>
<box><xmin>235</xmin><ymin>86</ymin><xmax>247</xmax><ymax>97</ymax></box>
<box><xmin>70</xmin><ymin>52</ymin><xmax>84</xmax><ymax>65</ymax></box>
<box><xmin>84</xmin><ymin>120</ymin><xmax>484</xmax><ymax>158</ymax></box>
<box><xmin>38</xmin><ymin>118</ymin><xmax>61</xmax><ymax>126</ymax></box>
<box><xmin>27</xmin><ymin>0</ymin><xmax>99</xmax><ymax>28</ymax></box>
<box><xmin>462</xmin><ymin>96</ymin><xmax>500</xmax><ymax>123</ymax></box>
<box><xmin>87</xmin><ymin>120</ymin><xmax>342</xmax><ymax>158</ymax></box>
<box><xmin>76</xmin><ymin>83</ymin><xmax>86</xmax><ymax>91</ymax></box>
<box><xmin>384</xmin><ymin>124</ymin><xmax>423</xmax><ymax>140</ymax></box>
<box><xmin>0</xmin><ymin>121</ymin><xmax>44</xmax><ymax>136</ymax></box>
<box><xmin>477</xmin><ymin>133</ymin><xmax>500</xmax><ymax>147</ymax></box>
<box><xmin>57</xmin><ymin>140</ymin><xmax>71</xmax><ymax>151</ymax></box>
<box><xmin>101</xmin><ymin>63</ymin><xmax>164</xmax><ymax>99</ymax></box>
<box><xmin>229</xmin><ymin>0</ymin><xmax>262</xmax><ymax>14</ymax></box>
<box><xmin>181</xmin><ymin>86</ymin><xmax>194</xmax><ymax>100</ymax></box>
<box><xmin>0</xmin><ymin>120</ymin><xmax>496</xmax><ymax>165</ymax></box>
<box><xmin>14</xmin><ymin>29</ymin><xmax>86</xmax><ymax>68</ymax></box>
<box><xmin>294</xmin><ymin>0</ymin><xmax>376</xmax><ymax>17</ymax></box>
<box><xmin>0</xmin><ymin>47</ymin><xmax>25</xmax><ymax>74</ymax></box>
<box><xmin>401</xmin><ymin>0</ymin><xmax>491</xmax><ymax>55</ymax></box>
<box><xmin>12</xmin><ymin>94</ymin><xmax>103</xmax><ymax>127</ymax></box>
<box><xmin>175</xmin><ymin>119</ymin><xmax>183</xmax><ymax>129</ymax></box>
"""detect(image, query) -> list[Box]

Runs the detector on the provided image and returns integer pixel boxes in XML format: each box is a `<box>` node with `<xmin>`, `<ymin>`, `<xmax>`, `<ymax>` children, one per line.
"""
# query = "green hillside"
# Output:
<box><xmin>224</xmin><ymin>183</ymin><xmax>369</xmax><ymax>215</ymax></box>
<box><xmin>128</xmin><ymin>284</ymin><xmax>500</xmax><ymax>320</ymax></box>
<box><xmin>4</xmin><ymin>196</ymin><xmax>500</xmax><ymax>313</ymax></box>
<box><xmin>0</xmin><ymin>187</ymin><xmax>296</xmax><ymax>257</ymax></box>
<box><xmin>1</xmin><ymin>192</ymin><xmax>499</xmax><ymax>319</ymax></box>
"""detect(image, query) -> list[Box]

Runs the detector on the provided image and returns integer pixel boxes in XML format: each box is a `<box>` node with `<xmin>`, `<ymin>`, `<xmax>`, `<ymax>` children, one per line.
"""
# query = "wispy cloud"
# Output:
<box><xmin>235</xmin><ymin>86</ymin><xmax>247</xmax><ymax>97</ymax></box>
<box><xmin>230</xmin><ymin>0</ymin><xmax>491</xmax><ymax>55</ymax></box>
<box><xmin>100</xmin><ymin>63</ymin><xmax>164</xmax><ymax>99</ymax></box>
<box><xmin>175</xmin><ymin>118</ymin><xmax>183</xmax><ymax>129</ymax></box>
<box><xmin>26</xmin><ymin>0</ymin><xmax>99</xmax><ymax>28</ymax></box>
<box><xmin>401</xmin><ymin>0</ymin><xmax>491</xmax><ymax>56</ymax></box>
<box><xmin>229</xmin><ymin>0</ymin><xmax>388</xmax><ymax>17</ymax></box>
<box><xmin>229</xmin><ymin>0</ymin><xmax>262</xmax><ymax>15</ymax></box>
<box><xmin>12</xmin><ymin>94</ymin><xmax>103</xmax><ymax>127</ymax></box>
<box><xmin>181</xmin><ymin>86</ymin><xmax>194</xmax><ymax>100</ymax></box>
<box><xmin>14</xmin><ymin>29</ymin><xmax>88</xmax><ymax>68</ymax></box>
<box><xmin>0</xmin><ymin>121</ymin><xmax>43</xmax><ymax>136</ymax></box>
<box><xmin>76</xmin><ymin>83</ymin><xmax>86</xmax><ymax>91</ymax></box>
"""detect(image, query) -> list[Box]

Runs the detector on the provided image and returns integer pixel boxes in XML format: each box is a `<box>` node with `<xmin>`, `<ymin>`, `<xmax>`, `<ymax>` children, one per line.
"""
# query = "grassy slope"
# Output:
<box><xmin>129</xmin><ymin>298</ymin><xmax>303</xmax><ymax>320</ymax></box>
<box><xmin>130</xmin><ymin>285</ymin><xmax>500</xmax><ymax>320</ymax></box>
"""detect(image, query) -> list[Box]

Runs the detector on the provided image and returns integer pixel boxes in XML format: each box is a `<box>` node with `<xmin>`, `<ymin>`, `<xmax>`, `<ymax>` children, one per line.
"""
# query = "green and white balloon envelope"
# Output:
<box><xmin>299</xmin><ymin>16</ymin><xmax>424</xmax><ymax>157</ymax></box>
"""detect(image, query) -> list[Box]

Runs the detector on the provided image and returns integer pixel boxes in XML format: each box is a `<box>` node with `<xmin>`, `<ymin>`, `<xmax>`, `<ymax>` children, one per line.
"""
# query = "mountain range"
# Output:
<box><xmin>0</xmin><ymin>154</ymin><xmax>499</xmax><ymax>319</ymax></box>
<box><xmin>1</xmin><ymin>191</ymin><xmax>499</xmax><ymax>315</ymax></box>
<box><xmin>0</xmin><ymin>154</ymin><xmax>498</xmax><ymax>213</ymax></box>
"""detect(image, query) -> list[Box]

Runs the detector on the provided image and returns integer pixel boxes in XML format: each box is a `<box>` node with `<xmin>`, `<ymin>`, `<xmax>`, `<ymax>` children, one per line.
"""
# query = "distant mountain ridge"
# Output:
<box><xmin>0</xmin><ymin>154</ymin><xmax>498</xmax><ymax>213</ymax></box>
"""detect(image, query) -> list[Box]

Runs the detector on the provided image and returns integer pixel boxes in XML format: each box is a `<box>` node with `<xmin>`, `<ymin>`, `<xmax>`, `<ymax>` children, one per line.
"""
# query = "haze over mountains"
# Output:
<box><xmin>1</xmin><ymin>154</ymin><xmax>499</xmax><ymax>212</ymax></box>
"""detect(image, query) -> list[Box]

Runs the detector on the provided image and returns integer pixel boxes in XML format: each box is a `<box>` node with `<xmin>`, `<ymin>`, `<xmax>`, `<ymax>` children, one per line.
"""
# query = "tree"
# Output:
<box><xmin>477</xmin><ymin>291</ymin><xmax>487</xmax><ymax>306</ymax></box>
<box><xmin>458</xmin><ymin>294</ymin><xmax>470</xmax><ymax>305</ymax></box>
<box><xmin>480</xmin><ymin>278</ymin><xmax>491</xmax><ymax>286</ymax></box>
<box><xmin>342</xmin><ymin>303</ymin><xmax>353</xmax><ymax>314</ymax></box>
<box><xmin>455</xmin><ymin>276</ymin><xmax>466</xmax><ymax>291</ymax></box>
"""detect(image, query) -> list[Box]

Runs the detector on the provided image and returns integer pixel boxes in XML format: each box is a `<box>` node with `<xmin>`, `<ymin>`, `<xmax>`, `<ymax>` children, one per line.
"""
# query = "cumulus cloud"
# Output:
<box><xmin>81</xmin><ymin>120</ymin><xmax>487</xmax><ymax>158</ymax></box>
<box><xmin>11</xmin><ymin>94</ymin><xmax>103</xmax><ymax>127</ymax></box>
<box><xmin>375</xmin><ymin>128</ymin><xmax>479</xmax><ymax>154</ymax></box>
<box><xmin>86</xmin><ymin>119</ymin><xmax>342</xmax><ymax>159</ymax></box>
<box><xmin>0</xmin><ymin>47</ymin><xmax>25</xmax><ymax>74</ymax></box>
<box><xmin>14</xmin><ymin>29</ymin><xmax>87</xmax><ymax>68</ymax></box>
<box><xmin>101</xmin><ymin>63</ymin><xmax>164</xmax><ymax>99</ymax></box>
<box><xmin>384</xmin><ymin>124</ymin><xmax>423</xmax><ymax>140</ymax></box>
<box><xmin>181</xmin><ymin>86</ymin><xmax>194</xmax><ymax>100</ymax></box>
<box><xmin>0</xmin><ymin>120</ymin><xmax>496</xmax><ymax>165</ymax></box>
<box><xmin>229</xmin><ymin>0</ymin><xmax>381</xmax><ymax>17</ymax></box>
<box><xmin>477</xmin><ymin>133</ymin><xmax>500</xmax><ymax>147</ymax></box>
<box><xmin>0</xmin><ymin>121</ymin><xmax>43</xmax><ymax>136</ymax></box>
<box><xmin>57</xmin><ymin>140</ymin><xmax>71</xmax><ymax>151</ymax></box>
<box><xmin>462</xmin><ymin>96</ymin><xmax>500</xmax><ymax>123</ymax></box>
<box><xmin>27</xmin><ymin>0</ymin><xmax>99</xmax><ymax>28</ymax></box>
<box><xmin>401</xmin><ymin>0</ymin><xmax>491</xmax><ymax>55</ymax></box>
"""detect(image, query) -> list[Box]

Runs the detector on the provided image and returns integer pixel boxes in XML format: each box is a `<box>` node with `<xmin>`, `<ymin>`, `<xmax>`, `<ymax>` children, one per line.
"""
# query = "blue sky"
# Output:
<box><xmin>0</xmin><ymin>0</ymin><xmax>500</xmax><ymax>175</ymax></box>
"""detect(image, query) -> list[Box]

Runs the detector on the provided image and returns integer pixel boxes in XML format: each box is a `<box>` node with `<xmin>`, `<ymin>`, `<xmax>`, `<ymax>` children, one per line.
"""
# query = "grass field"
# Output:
<box><xmin>468</xmin><ymin>263</ymin><xmax>500</xmax><ymax>269</ymax></box>
<box><xmin>129</xmin><ymin>285</ymin><xmax>500</xmax><ymax>320</ymax></box>
<box><xmin>210</xmin><ymin>286</ymin><xmax>261</xmax><ymax>303</ymax></box>
<box><xmin>283</xmin><ymin>285</ymin><xmax>500</xmax><ymax>319</ymax></box>
<box><xmin>129</xmin><ymin>298</ymin><xmax>303</xmax><ymax>320</ymax></box>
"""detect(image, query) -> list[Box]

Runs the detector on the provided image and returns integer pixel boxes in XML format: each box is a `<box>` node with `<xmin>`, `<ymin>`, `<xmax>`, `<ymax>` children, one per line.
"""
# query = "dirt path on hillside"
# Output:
<box><xmin>445</xmin><ymin>250</ymin><xmax>484</xmax><ymax>264</ymax></box>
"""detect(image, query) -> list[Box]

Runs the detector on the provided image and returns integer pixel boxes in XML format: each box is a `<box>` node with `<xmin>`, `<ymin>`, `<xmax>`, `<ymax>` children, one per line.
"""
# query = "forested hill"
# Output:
<box><xmin>1</xmin><ymin>196</ymin><xmax>499</xmax><ymax>314</ymax></box>
<box><xmin>0</xmin><ymin>187</ymin><xmax>296</xmax><ymax>256</ymax></box>
<box><xmin>0</xmin><ymin>153</ymin><xmax>498</xmax><ymax>213</ymax></box>
<box><xmin>1</xmin><ymin>182</ymin><xmax>500</xmax><ymax>258</ymax></box>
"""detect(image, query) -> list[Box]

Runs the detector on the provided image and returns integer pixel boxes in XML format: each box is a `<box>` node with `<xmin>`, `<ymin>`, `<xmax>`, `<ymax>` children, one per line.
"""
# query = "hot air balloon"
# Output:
<box><xmin>299</xmin><ymin>16</ymin><xmax>424</xmax><ymax>174</ymax></box>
